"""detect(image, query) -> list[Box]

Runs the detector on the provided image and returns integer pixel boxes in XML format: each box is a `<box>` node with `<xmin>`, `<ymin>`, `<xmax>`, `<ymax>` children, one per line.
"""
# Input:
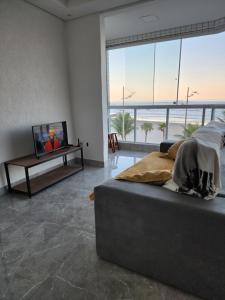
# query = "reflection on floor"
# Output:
<box><xmin>109</xmin><ymin>150</ymin><xmax>147</xmax><ymax>177</ymax></box>
<box><xmin>0</xmin><ymin>150</ymin><xmax>200</xmax><ymax>300</ymax></box>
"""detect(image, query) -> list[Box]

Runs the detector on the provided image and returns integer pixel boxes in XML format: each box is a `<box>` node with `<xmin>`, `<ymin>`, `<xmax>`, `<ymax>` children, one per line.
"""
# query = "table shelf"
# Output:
<box><xmin>12</xmin><ymin>165</ymin><xmax>82</xmax><ymax>195</ymax></box>
<box><xmin>4</xmin><ymin>145</ymin><xmax>84</xmax><ymax>197</ymax></box>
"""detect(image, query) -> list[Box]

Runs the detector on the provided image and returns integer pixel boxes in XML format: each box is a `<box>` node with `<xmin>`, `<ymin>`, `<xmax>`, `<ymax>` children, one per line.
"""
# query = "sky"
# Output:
<box><xmin>108</xmin><ymin>31</ymin><xmax>225</xmax><ymax>104</ymax></box>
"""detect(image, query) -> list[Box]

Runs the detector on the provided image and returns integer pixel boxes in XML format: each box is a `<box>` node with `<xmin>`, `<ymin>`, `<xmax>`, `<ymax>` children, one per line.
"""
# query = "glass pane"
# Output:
<box><xmin>109</xmin><ymin>108</ymin><xmax>134</xmax><ymax>142</ymax></box>
<box><xmin>168</xmin><ymin>109</ymin><xmax>185</xmax><ymax>140</ymax></box>
<box><xmin>136</xmin><ymin>109</ymin><xmax>166</xmax><ymax>144</ymax></box>
<box><xmin>108</xmin><ymin>48</ymin><xmax>125</xmax><ymax>105</ymax></box>
<box><xmin>169</xmin><ymin>108</ymin><xmax>203</xmax><ymax>139</ymax></box>
<box><xmin>186</xmin><ymin>108</ymin><xmax>202</xmax><ymax>125</ymax></box>
<box><xmin>184</xmin><ymin>108</ymin><xmax>202</xmax><ymax>137</ymax></box>
<box><xmin>204</xmin><ymin>109</ymin><xmax>212</xmax><ymax>125</ymax></box>
<box><xmin>215</xmin><ymin>108</ymin><xmax>225</xmax><ymax>122</ymax></box>
<box><xmin>154</xmin><ymin>39</ymin><xmax>181</xmax><ymax>104</ymax></box>
<box><xmin>179</xmin><ymin>32</ymin><xmax>225</xmax><ymax>105</ymax></box>
<box><xmin>108</xmin><ymin>44</ymin><xmax>154</xmax><ymax>106</ymax></box>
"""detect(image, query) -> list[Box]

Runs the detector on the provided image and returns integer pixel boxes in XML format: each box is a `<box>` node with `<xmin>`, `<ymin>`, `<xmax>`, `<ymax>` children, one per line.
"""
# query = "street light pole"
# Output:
<box><xmin>176</xmin><ymin>39</ymin><xmax>183</xmax><ymax>104</ymax></box>
<box><xmin>153</xmin><ymin>43</ymin><xmax>156</xmax><ymax>104</ymax></box>
<box><xmin>184</xmin><ymin>87</ymin><xmax>198</xmax><ymax>128</ymax></box>
<box><xmin>122</xmin><ymin>85</ymin><xmax>125</xmax><ymax>140</ymax></box>
<box><xmin>184</xmin><ymin>87</ymin><xmax>190</xmax><ymax>128</ymax></box>
<box><xmin>121</xmin><ymin>86</ymin><xmax>136</xmax><ymax>141</ymax></box>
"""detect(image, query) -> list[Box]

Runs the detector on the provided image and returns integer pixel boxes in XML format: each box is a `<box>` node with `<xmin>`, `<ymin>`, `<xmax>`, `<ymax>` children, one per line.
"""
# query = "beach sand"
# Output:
<box><xmin>111</xmin><ymin>120</ymin><xmax>202</xmax><ymax>144</ymax></box>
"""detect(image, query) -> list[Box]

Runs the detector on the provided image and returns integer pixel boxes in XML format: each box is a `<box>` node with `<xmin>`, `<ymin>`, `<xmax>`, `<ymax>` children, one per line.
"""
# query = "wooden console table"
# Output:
<box><xmin>4</xmin><ymin>145</ymin><xmax>84</xmax><ymax>198</ymax></box>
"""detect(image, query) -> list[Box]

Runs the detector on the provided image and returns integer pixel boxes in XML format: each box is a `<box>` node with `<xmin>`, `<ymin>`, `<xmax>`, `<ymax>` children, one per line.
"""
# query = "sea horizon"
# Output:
<box><xmin>109</xmin><ymin>99</ymin><xmax>225</xmax><ymax>134</ymax></box>
<box><xmin>110</xmin><ymin>99</ymin><xmax>225</xmax><ymax>106</ymax></box>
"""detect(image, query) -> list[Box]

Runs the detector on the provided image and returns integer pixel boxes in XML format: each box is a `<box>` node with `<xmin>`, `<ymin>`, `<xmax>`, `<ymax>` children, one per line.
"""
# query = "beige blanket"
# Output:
<box><xmin>173</xmin><ymin>121</ymin><xmax>225</xmax><ymax>200</ymax></box>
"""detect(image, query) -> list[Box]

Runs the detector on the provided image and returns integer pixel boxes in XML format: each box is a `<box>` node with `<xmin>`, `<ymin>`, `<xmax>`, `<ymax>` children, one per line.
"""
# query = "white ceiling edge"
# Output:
<box><xmin>104</xmin><ymin>0</ymin><xmax>225</xmax><ymax>40</ymax></box>
<box><xmin>23</xmin><ymin>0</ymin><xmax>225</xmax><ymax>44</ymax></box>
<box><xmin>24</xmin><ymin>0</ymin><xmax>150</xmax><ymax>21</ymax></box>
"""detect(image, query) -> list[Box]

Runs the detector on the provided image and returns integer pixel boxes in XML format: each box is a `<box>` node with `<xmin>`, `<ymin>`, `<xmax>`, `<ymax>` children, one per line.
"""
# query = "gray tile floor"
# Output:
<box><xmin>0</xmin><ymin>151</ymin><xmax>200</xmax><ymax>300</ymax></box>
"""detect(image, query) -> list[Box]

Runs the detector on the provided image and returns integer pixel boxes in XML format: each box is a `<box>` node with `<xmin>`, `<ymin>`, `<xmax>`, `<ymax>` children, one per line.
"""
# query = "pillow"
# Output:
<box><xmin>116</xmin><ymin>151</ymin><xmax>174</xmax><ymax>185</ymax></box>
<box><xmin>167</xmin><ymin>140</ymin><xmax>185</xmax><ymax>160</ymax></box>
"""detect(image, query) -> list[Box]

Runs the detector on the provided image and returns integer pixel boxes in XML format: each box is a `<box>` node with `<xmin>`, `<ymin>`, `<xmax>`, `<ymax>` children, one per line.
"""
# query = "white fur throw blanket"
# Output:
<box><xmin>171</xmin><ymin>121</ymin><xmax>225</xmax><ymax>200</ymax></box>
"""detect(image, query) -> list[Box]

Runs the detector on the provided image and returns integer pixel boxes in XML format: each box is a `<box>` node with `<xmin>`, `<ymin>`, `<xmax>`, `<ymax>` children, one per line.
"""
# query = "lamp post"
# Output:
<box><xmin>122</xmin><ymin>86</ymin><xmax>125</xmax><ymax>140</ymax></box>
<box><xmin>184</xmin><ymin>87</ymin><xmax>199</xmax><ymax>128</ymax></box>
<box><xmin>121</xmin><ymin>86</ymin><xmax>136</xmax><ymax>140</ymax></box>
<box><xmin>153</xmin><ymin>43</ymin><xmax>156</xmax><ymax>104</ymax></box>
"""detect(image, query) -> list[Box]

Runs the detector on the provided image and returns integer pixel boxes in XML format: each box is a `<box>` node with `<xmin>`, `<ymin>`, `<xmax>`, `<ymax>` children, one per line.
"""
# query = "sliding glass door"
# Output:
<box><xmin>108</xmin><ymin>31</ymin><xmax>225</xmax><ymax>143</ymax></box>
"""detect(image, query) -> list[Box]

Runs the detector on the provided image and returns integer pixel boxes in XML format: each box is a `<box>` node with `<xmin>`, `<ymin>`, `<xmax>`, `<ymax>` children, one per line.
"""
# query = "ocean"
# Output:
<box><xmin>110</xmin><ymin>100</ymin><xmax>225</xmax><ymax>124</ymax></box>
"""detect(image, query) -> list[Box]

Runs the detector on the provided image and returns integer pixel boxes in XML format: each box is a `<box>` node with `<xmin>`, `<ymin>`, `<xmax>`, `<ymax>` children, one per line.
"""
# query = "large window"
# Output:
<box><xmin>108</xmin><ymin>31</ymin><xmax>225</xmax><ymax>143</ymax></box>
<box><xmin>108</xmin><ymin>44</ymin><xmax>155</xmax><ymax>105</ymax></box>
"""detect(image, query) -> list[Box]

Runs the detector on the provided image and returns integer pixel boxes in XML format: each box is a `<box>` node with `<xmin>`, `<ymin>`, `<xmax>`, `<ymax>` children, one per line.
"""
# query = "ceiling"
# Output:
<box><xmin>105</xmin><ymin>0</ymin><xmax>225</xmax><ymax>40</ymax></box>
<box><xmin>25</xmin><ymin>0</ymin><xmax>146</xmax><ymax>20</ymax></box>
<box><xmin>25</xmin><ymin>0</ymin><xmax>225</xmax><ymax>41</ymax></box>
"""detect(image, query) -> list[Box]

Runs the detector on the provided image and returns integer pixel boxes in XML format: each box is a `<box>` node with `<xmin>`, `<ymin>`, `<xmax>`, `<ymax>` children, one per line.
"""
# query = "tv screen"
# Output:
<box><xmin>32</xmin><ymin>121</ymin><xmax>68</xmax><ymax>157</ymax></box>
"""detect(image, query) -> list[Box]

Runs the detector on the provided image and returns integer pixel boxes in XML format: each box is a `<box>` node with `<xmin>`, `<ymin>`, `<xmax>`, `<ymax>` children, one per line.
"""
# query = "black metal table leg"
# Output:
<box><xmin>81</xmin><ymin>148</ymin><xmax>84</xmax><ymax>169</ymax></box>
<box><xmin>63</xmin><ymin>155</ymin><xmax>68</xmax><ymax>166</ymax></box>
<box><xmin>25</xmin><ymin>167</ymin><xmax>32</xmax><ymax>198</ymax></box>
<box><xmin>4</xmin><ymin>163</ymin><xmax>12</xmax><ymax>193</ymax></box>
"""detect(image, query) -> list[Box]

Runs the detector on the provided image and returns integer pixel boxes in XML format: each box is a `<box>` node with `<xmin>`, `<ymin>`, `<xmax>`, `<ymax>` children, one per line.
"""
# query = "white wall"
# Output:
<box><xmin>0</xmin><ymin>0</ymin><xmax>74</xmax><ymax>189</ymax></box>
<box><xmin>66</xmin><ymin>14</ymin><xmax>108</xmax><ymax>165</ymax></box>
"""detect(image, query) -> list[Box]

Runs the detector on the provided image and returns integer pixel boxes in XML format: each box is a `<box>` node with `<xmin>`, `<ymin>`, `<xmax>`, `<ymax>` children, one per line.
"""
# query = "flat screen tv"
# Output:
<box><xmin>32</xmin><ymin>121</ymin><xmax>68</xmax><ymax>158</ymax></box>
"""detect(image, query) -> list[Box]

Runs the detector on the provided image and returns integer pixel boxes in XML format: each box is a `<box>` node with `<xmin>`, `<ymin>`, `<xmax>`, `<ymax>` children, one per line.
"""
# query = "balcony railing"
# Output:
<box><xmin>109</xmin><ymin>104</ymin><xmax>225</xmax><ymax>144</ymax></box>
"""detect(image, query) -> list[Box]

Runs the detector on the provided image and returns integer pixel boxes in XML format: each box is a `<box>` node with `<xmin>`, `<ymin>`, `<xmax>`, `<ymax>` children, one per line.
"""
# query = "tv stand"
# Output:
<box><xmin>4</xmin><ymin>145</ymin><xmax>84</xmax><ymax>198</ymax></box>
